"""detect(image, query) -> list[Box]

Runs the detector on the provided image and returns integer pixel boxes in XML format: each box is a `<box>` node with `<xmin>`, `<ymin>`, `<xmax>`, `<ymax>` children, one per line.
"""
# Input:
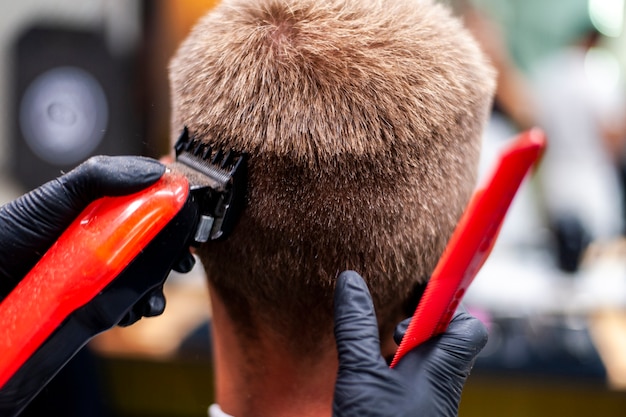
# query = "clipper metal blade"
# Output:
<box><xmin>173</xmin><ymin>126</ymin><xmax>247</xmax><ymax>243</ymax></box>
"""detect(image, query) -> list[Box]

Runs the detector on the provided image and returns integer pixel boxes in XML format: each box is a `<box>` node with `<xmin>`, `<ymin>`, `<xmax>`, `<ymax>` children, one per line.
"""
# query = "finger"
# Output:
<box><xmin>61</xmin><ymin>155</ymin><xmax>166</xmax><ymax>203</ymax></box>
<box><xmin>117</xmin><ymin>287</ymin><xmax>167</xmax><ymax>327</ymax></box>
<box><xmin>172</xmin><ymin>250</ymin><xmax>196</xmax><ymax>273</ymax></box>
<box><xmin>393</xmin><ymin>304</ymin><xmax>468</xmax><ymax>345</ymax></box>
<box><xmin>444</xmin><ymin>311</ymin><xmax>489</xmax><ymax>363</ymax></box>
<box><xmin>393</xmin><ymin>317</ymin><xmax>411</xmax><ymax>345</ymax></box>
<box><xmin>142</xmin><ymin>287</ymin><xmax>167</xmax><ymax>317</ymax></box>
<box><xmin>333</xmin><ymin>270</ymin><xmax>385</xmax><ymax>370</ymax></box>
<box><xmin>395</xmin><ymin>311</ymin><xmax>488</xmax><ymax>378</ymax></box>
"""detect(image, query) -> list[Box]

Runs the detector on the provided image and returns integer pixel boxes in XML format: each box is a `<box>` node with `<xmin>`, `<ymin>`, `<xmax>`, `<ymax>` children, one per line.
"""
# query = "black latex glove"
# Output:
<box><xmin>333</xmin><ymin>270</ymin><xmax>488</xmax><ymax>417</ymax></box>
<box><xmin>0</xmin><ymin>155</ymin><xmax>195</xmax><ymax>313</ymax></box>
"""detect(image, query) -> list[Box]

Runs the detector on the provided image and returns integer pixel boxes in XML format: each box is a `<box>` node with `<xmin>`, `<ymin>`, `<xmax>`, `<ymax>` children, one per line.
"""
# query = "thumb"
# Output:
<box><xmin>395</xmin><ymin>310</ymin><xmax>488</xmax><ymax>382</ymax></box>
<box><xmin>333</xmin><ymin>270</ymin><xmax>384</xmax><ymax>370</ymax></box>
<box><xmin>60</xmin><ymin>155</ymin><xmax>166</xmax><ymax>203</ymax></box>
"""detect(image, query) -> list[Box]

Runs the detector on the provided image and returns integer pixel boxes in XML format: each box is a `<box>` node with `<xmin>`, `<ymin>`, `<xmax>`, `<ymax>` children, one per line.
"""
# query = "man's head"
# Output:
<box><xmin>169</xmin><ymin>0</ymin><xmax>495</xmax><ymax>357</ymax></box>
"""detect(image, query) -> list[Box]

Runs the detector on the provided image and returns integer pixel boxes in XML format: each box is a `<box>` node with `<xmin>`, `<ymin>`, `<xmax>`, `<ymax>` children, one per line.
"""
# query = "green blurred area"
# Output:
<box><xmin>446</xmin><ymin>0</ymin><xmax>625</xmax><ymax>73</ymax></box>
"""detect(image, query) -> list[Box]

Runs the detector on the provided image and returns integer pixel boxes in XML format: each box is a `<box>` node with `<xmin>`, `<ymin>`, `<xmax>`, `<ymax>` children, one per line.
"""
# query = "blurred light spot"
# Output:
<box><xmin>584</xmin><ymin>47</ymin><xmax>622</xmax><ymax>90</ymax></box>
<box><xmin>19</xmin><ymin>67</ymin><xmax>108</xmax><ymax>166</ymax></box>
<box><xmin>588</xmin><ymin>0</ymin><xmax>624</xmax><ymax>37</ymax></box>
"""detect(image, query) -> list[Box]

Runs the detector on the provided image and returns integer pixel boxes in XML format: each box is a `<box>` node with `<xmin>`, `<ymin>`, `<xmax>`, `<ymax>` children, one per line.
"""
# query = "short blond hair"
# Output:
<box><xmin>169</xmin><ymin>0</ymin><xmax>495</xmax><ymax>355</ymax></box>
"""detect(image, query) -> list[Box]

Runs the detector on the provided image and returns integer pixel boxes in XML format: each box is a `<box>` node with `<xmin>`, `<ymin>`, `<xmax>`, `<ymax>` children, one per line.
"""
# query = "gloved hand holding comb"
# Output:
<box><xmin>333</xmin><ymin>270</ymin><xmax>487</xmax><ymax>417</ymax></box>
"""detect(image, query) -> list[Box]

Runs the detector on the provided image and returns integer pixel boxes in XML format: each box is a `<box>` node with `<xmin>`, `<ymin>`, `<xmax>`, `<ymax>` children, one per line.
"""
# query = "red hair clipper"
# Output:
<box><xmin>391</xmin><ymin>129</ymin><xmax>546</xmax><ymax>368</ymax></box>
<box><xmin>0</xmin><ymin>127</ymin><xmax>246</xmax><ymax>416</ymax></box>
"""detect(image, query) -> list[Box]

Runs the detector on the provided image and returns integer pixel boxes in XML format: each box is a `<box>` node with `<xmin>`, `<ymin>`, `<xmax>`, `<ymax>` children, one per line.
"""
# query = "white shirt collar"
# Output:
<box><xmin>209</xmin><ymin>404</ymin><xmax>234</xmax><ymax>417</ymax></box>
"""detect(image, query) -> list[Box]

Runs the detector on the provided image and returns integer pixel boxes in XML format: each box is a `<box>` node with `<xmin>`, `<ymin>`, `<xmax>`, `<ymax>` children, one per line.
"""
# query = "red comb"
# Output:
<box><xmin>390</xmin><ymin>128</ymin><xmax>546</xmax><ymax>368</ymax></box>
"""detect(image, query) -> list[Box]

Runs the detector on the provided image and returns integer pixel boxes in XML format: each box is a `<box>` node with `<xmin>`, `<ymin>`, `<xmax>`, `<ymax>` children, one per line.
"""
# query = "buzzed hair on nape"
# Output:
<box><xmin>169</xmin><ymin>0</ymin><xmax>495</xmax><ymax>356</ymax></box>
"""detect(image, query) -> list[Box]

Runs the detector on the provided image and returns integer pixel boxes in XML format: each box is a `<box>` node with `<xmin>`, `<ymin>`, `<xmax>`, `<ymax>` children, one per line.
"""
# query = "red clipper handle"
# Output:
<box><xmin>0</xmin><ymin>170</ymin><xmax>190</xmax><ymax>388</ymax></box>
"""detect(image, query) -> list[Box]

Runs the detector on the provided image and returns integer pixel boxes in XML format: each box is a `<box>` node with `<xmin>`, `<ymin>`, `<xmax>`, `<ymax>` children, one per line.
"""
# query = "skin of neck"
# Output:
<box><xmin>207</xmin><ymin>280</ymin><xmax>339</xmax><ymax>417</ymax></box>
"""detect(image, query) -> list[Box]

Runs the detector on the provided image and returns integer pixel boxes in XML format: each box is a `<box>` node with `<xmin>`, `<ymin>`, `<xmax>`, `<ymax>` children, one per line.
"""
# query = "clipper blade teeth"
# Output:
<box><xmin>173</xmin><ymin>126</ymin><xmax>248</xmax><ymax>242</ymax></box>
<box><xmin>174</xmin><ymin>126</ymin><xmax>246</xmax><ymax>185</ymax></box>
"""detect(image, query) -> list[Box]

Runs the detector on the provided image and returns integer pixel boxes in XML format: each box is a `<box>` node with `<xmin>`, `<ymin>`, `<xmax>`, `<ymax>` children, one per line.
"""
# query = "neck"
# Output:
<box><xmin>208</xmin><ymin>281</ymin><xmax>338</xmax><ymax>417</ymax></box>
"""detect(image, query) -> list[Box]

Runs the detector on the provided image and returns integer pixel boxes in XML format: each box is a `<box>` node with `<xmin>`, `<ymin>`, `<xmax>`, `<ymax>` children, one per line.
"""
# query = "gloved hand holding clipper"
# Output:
<box><xmin>333</xmin><ymin>270</ymin><xmax>487</xmax><ymax>417</ymax></box>
<box><xmin>0</xmin><ymin>155</ymin><xmax>194</xmax><ymax>314</ymax></box>
<box><xmin>0</xmin><ymin>127</ymin><xmax>246</xmax><ymax>416</ymax></box>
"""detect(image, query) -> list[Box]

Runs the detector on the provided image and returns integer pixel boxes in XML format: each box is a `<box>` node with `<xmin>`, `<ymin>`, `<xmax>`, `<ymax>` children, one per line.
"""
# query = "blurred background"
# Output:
<box><xmin>0</xmin><ymin>0</ymin><xmax>625</xmax><ymax>416</ymax></box>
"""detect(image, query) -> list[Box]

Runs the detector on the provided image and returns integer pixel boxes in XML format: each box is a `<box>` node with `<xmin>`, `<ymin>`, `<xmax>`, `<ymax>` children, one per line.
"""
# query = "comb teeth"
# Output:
<box><xmin>174</xmin><ymin>126</ymin><xmax>245</xmax><ymax>185</ymax></box>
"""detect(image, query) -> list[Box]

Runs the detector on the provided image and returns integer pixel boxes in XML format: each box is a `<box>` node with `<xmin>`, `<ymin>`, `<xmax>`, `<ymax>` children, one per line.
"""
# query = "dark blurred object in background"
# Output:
<box><xmin>19</xmin><ymin>348</ymin><xmax>111</xmax><ymax>417</ymax></box>
<box><xmin>10</xmin><ymin>25</ymin><xmax>143</xmax><ymax>190</ymax></box>
<box><xmin>476</xmin><ymin>314</ymin><xmax>606</xmax><ymax>380</ymax></box>
<box><xmin>550</xmin><ymin>214</ymin><xmax>592</xmax><ymax>273</ymax></box>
